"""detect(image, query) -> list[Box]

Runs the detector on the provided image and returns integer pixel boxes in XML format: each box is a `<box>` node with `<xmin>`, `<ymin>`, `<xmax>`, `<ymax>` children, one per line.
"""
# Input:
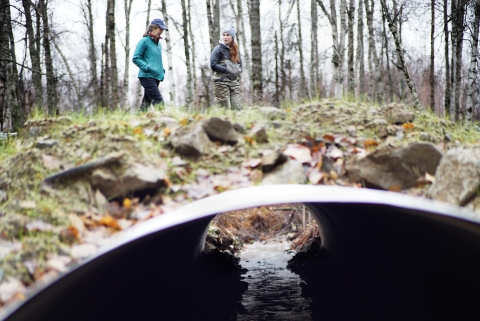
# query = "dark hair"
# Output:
<box><xmin>230</xmin><ymin>40</ymin><xmax>240</xmax><ymax>63</ymax></box>
<box><xmin>143</xmin><ymin>24</ymin><xmax>159</xmax><ymax>37</ymax></box>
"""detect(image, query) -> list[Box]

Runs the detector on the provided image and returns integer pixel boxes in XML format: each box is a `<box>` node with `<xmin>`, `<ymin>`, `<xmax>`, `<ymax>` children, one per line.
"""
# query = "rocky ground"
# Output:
<box><xmin>1</xmin><ymin>98</ymin><xmax>480</xmax><ymax>309</ymax></box>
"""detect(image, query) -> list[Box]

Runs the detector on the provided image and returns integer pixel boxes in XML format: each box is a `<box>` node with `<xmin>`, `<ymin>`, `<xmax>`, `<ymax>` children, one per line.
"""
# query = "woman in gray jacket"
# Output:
<box><xmin>210</xmin><ymin>26</ymin><xmax>242</xmax><ymax>110</ymax></box>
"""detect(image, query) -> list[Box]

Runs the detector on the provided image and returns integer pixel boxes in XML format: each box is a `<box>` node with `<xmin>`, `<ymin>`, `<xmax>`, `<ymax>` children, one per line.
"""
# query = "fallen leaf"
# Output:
<box><xmin>0</xmin><ymin>241</ymin><xmax>22</xmax><ymax>260</ymax></box>
<box><xmin>19</xmin><ymin>200</ymin><xmax>36</xmax><ymax>209</ymax></box>
<box><xmin>363</xmin><ymin>139</ymin><xmax>379</xmax><ymax>148</ymax></box>
<box><xmin>425</xmin><ymin>172</ymin><xmax>435</xmax><ymax>183</ymax></box>
<box><xmin>47</xmin><ymin>255</ymin><xmax>72</xmax><ymax>272</ymax></box>
<box><xmin>133</xmin><ymin>127</ymin><xmax>143</xmax><ymax>135</ymax></box>
<box><xmin>308</xmin><ymin>169</ymin><xmax>324</xmax><ymax>184</ymax></box>
<box><xmin>163</xmin><ymin>127</ymin><xmax>171</xmax><ymax>137</ymax></box>
<box><xmin>180</xmin><ymin>118</ymin><xmax>189</xmax><ymax>126</ymax></box>
<box><xmin>388</xmin><ymin>185</ymin><xmax>402</xmax><ymax>192</ymax></box>
<box><xmin>327</xmin><ymin>146</ymin><xmax>344</xmax><ymax>159</ymax></box>
<box><xmin>70</xmin><ymin>243</ymin><xmax>98</xmax><ymax>260</ymax></box>
<box><xmin>98</xmin><ymin>215</ymin><xmax>121</xmax><ymax>230</ymax></box>
<box><xmin>241</xmin><ymin>158</ymin><xmax>262</xmax><ymax>168</ymax></box>
<box><xmin>329</xmin><ymin>170</ymin><xmax>338</xmax><ymax>180</ymax></box>
<box><xmin>26</xmin><ymin>220</ymin><xmax>55</xmax><ymax>232</ymax></box>
<box><xmin>283</xmin><ymin>144</ymin><xmax>312</xmax><ymax>164</ymax></box>
<box><xmin>244</xmin><ymin>135</ymin><xmax>254</xmax><ymax>145</ymax></box>
<box><xmin>42</xmin><ymin>154</ymin><xmax>61</xmax><ymax>170</ymax></box>
<box><xmin>123</xmin><ymin>198</ymin><xmax>132</xmax><ymax>210</ymax></box>
<box><xmin>0</xmin><ymin>278</ymin><xmax>26</xmax><ymax>303</ymax></box>
<box><xmin>403</xmin><ymin>123</ymin><xmax>415</xmax><ymax>131</ymax></box>
<box><xmin>323</xmin><ymin>134</ymin><xmax>335</xmax><ymax>143</ymax></box>
<box><xmin>250</xmin><ymin>169</ymin><xmax>263</xmax><ymax>183</ymax></box>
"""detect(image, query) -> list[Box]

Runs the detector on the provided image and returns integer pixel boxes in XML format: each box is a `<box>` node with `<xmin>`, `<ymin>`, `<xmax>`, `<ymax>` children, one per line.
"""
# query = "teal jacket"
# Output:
<box><xmin>132</xmin><ymin>36</ymin><xmax>165</xmax><ymax>81</ymax></box>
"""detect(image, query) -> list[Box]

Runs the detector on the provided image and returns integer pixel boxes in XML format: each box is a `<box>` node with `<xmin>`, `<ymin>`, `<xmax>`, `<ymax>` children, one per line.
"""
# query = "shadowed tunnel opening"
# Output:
<box><xmin>3</xmin><ymin>186</ymin><xmax>480</xmax><ymax>321</ymax></box>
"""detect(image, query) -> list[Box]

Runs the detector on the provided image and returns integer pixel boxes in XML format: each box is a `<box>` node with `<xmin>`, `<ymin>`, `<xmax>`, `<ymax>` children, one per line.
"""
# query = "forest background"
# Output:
<box><xmin>1</xmin><ymin>0</ymin><xmax>479</xmax><ymax>130</ymax></box>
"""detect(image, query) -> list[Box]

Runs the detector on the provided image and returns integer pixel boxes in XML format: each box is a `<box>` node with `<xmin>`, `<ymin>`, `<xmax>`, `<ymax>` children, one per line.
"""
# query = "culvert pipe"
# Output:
<box><xmin>2</xmin><ymin>185</ymin><xmax>480</xmax><ymax>321</ymax></box>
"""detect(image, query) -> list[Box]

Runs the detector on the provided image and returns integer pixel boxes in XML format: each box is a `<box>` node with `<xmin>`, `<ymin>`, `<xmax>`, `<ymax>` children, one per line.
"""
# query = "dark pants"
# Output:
<box><xmin>139</xmin><ymin>78</ymin><xmax>163</xmax><ymax>111</ymax></box>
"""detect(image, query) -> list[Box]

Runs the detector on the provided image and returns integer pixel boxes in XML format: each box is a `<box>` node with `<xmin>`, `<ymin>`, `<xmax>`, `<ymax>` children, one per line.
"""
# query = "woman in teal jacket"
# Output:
<box><xmin>132</xmin><ymin>18</ymin><xmax>168</xmax><ymax>111</ymax></box>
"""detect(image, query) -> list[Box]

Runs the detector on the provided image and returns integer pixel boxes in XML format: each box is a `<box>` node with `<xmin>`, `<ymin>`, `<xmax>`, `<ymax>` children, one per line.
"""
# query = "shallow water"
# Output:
<box><xmin>237</xmin><ymin>238</ymin><xmax>313</xmax><ymax>321</ymax></box>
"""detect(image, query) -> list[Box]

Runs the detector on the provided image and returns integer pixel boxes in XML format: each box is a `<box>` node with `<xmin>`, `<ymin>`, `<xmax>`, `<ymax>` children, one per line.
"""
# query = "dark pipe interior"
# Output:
<box><xmin>3</xmin><ymin>202</ymin><xmax>480</xmax><ymax>321</ymax></box>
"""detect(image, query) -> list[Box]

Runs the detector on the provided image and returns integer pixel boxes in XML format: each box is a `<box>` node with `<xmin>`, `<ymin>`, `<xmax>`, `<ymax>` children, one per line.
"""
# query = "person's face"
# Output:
<box><xmin>152</xmin><ymin>26</ymin><xmax>164</xmax><ymax>36</ymax></box>
<box><xmin>223</xmin><ymin>32</ymin><xmax>233</xmax><ymax>45</ymax></box>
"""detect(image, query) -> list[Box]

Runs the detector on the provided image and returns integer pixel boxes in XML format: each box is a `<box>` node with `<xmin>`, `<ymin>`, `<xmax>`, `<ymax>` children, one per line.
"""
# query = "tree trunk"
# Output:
<box><xmin>382</xmin><ymin>10</ymin><xmax>393</xmax><ymax>102</ymax></box>
<box><xmin>454</xmin><ymin>1</ymin><xmax>465</xmax><ymax>120</ymax></box>
<box><xmin>206</xmin><ymin>0</ymin><xmax>220</xmax><ymax>51</ymax></box>
<box><xmin>279</xmin><ymin>0</ymin><xmax>286</xmax><ymax>100</ymax></box>
<box><xmin>356</xmin><ymin>0</ymin><xmax>365</xmax><ymax>96</ymax></box>
<box><xmin>347</xmin><ymin>0</ymin><xmax>355</xmax><ymax>95</ymax></box>
<box><xmin>365</xmin><ymin>0</ymin><xmax>382</xmax><ymax>102</ymax></box>
<box><xmin>22</xmin><ymin>0</ymin><xmax>43</xmax><ymax>107</ymax></box>
<box><xmin>145</xmin><ymin>0</ymin><xmax>152</xmax><ymax>29</ymax></box>
<box><xmin>161</xmin><ymin>0</ymin><xmax>176</xmax><ymax>105</ymax></box>
<box><xmin>238</xmin><ymin>0</ymin><xmax>251</xmax><ymax>90</ymax></box>
<box><xmin>296</xmin><ymin>0</ymin><xmax>307</xmax><ymax>98</ymax></box>
<box><xmin>40</xmin><ymin>0</ymin><xmax>58</xmax><ymax>116</ymax></box>
<box><xmin>249</xmin><ymin>0</ymin><xmax>263</xmax><ymax>101</ymax></box>
<box><xmin>449</xmin><ymin>0</ymin><xmax>458</xmax><ymax>120</ymax></box>
<box><xmin>181</xmin><ymin>0</ymin><xmax>193</xmax><ymax>108</ymax></box>
<box><xmin>380</xmin><ymin>0</ymin><xmax>421</xmax><ymax>109</ymax></box>
<box><xmin>187</xmin><ymin>0</ymin><xmax>198</xmax><ymax>107</ymax></box>
<box><xmin>100</xmin><ymin>43</ymin><xmax>106</xmax><ymax>108</ymax></box>
<box><xmin>444</xmin><ymin>0</ymin><xmax>450</xmax><ymax>115</ymax></box>
<box><xmin>274</xmin><ymin>31</ymin><xmax>280</xmax><ymax>107</ymax></box>
<box><xmin>107</xmin><ymin>0</ymin><xmax>119</xmax><ymax>110</ymax></box>
<box><xmin>465</xmin><ymin>0</ymin><xmax>480</xmax><ymax>122</ymax></box>
<box><xmin>430</xmin><ymin>0</ymin><xmax>435</xmax><ymax>112</ymax></box>
<box><xmin>123</xmin><ymin>0</ymin><xmax>134</xmax><ymax>109</ymax></box>
<box><xmin>311</xmin><ymin>0</ymin><xmax>319</xmax><ymax>96</ymax></box>
<box><xmin>83</xmin><ymin>0</ymin><xmax>98</xmax><ymax>106</ymax></box>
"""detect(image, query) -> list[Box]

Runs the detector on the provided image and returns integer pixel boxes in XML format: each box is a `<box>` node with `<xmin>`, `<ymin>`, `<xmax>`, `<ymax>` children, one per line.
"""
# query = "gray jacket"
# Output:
<box><xmin>210</xmin><ymin>41</ymin><xmax>242</xmax><ymax>80</ymax></box>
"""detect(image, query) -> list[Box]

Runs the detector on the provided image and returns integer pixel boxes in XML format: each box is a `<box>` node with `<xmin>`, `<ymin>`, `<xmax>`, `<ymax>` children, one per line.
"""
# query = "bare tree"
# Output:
<box><xmin>466</xmin><ymin>0</ymin><xmax>480</xmax><ymax>122</ymax></box>
<box><xmin>81</xmin><ymin>0</ymin><xmax>98</xmax><ymax>106</ymax></box>
<box><xmin>145</xmin><ymin>0</ymin><xmax>152</xmax><ymax>28</ymax></box>
<box><xmin>356</xmin><ymin>0</ymin><xmax>365</xmax><ymax>95</ymax></box>
<box><xmin>316</xmin><ymin>0</ymin><xmax>348</xmax><ymax>97</ymax></box>
<box><xmin>122</xmin><ymin>0</ymin><xmax>134</xmax><ymax>109</ymax></box>
<box><xmin>40</xmin><ymin>0</ymin><xmax>58</xmax><ymax>116</ymax></box>
<box><xmin>249</xmin><ymin>0</ymin><xmax>263</xmax><ymax>101</ymax></box>
<box><xmin>181</xmin><ymin>0</ymin><xmax>193</xmax><ymax>108</ymax></box>
<box><xmin>296</xmin><ymin>0</ymin><xmax>307</xmax><ymax>98</ymax></box>
<box><xmin>187</xmin><ymin>0</ymin><xmax>198</xmax><ymax>106</ymax></box>
<box><xmin>22</xmin><ymin>0</ymin><xmax>43</xmax><ymax>107</ymax></box>
<box><xmin>430</xmin><ymin>0</ymin><xmax>435</xmax><ymax>112</ymax></box>
<box><xmin>347</xmin><ymin>0</ymin><xmax>355</xmax><ymax>95</ymax></box>
<box><xmin>444</xmin><ymin>0</ymin><xmax>451</xmax><ymax>113</ymax></box>
<box><xmin>365</xmin><ymin>0</ymin><xmax>383</xmax><ymax>102</ymax></box>
<box><xmin>380</xmin><ymin>0</ymin><xmax>421</xmax><ymax>109</ymax></box>
<box><xmin>311</xmin><ymin>0</ymin><xmax>319</xmax><ymax>96</ymax></box>
<box><xmin>207</xmin><ymin>0</ymin><xmax>221</xmax><ymax>51</ymax></box>
<box><xmin>161</xmin><ymin>0</ymin><xmax>176</xmax><ymax>105</ymax></box>
<box><xmin>107</xmin><ymin>0</ymin><xmax>119</xmax><ymax>110</ymax></box>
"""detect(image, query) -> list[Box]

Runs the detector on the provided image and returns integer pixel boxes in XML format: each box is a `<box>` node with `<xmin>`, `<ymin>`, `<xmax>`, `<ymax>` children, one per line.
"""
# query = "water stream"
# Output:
<box><xmin>237</xmin><ymin>237</ymin><xmax>313</xmax><ymax>320</ymax></box>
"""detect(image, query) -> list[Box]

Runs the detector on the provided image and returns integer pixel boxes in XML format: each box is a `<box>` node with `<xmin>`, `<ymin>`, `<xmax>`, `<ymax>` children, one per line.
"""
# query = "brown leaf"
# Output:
<box><xmin>388</xmin><ymin>185</ymin><xmax>402</xmax><ymax>192</ymax></box>
<box><xmin>308</xmin><ymin>169</ymin><xmax>324</xmax><ymax>184</ymax></box>
<box><xmin>323</xmin><ymin>134</ymin><xmax>335</xmax><ymax>143</ymax></box>
<box><xmin>283</xmin><ymin>144</ymin><xmax>312</xmax><ymax>164</ymax></box>
<box><xmin>98</xmin><ymin>215</ymin><xmax>121</xmax><ymax>230</ymax></box>
<box><xmin>363</xmin><ymin>139</ymin><xmax>379</xmax><ymax>149</ymax></box>
<box><xmin>327</xmin><ymin>146</ymin><xmax>344</xmax><ymax>159</ymax></box>
<box><xmin>250</xmin><ymin>169</ymin><xmax>263</xmax><ymax>183</ymax></box>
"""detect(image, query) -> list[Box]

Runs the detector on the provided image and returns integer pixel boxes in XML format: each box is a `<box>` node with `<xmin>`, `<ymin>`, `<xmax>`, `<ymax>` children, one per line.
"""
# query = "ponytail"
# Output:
<box><xmin>143</xmin><ymin>24</ymin><xmax>158</xmax><ymax>37</ymax></box>
<box><xmin>230</xmin><ymin>41</ymin><xmax>240</xmax><ymax>63</ymax></box>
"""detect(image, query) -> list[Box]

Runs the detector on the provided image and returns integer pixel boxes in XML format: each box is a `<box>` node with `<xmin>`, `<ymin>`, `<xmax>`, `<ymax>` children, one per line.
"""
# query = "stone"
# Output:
<box><xmin>383</xmin><ymin>103</ymin><xmax>415</xmax><ymax>124</ymax></box>
<box><xmin>261</xmin><ymin>151</ymin><xmax>288</xmax><ymax>173</ymax></box>
<box><xmin>428</xmin><ymin>148</ymin><xmax>480</xmax><ymax>206</ymax></box>
<box><xmin>444</xmin><ymin>134</ymin><xmax>453</xmax><ymax>142</ymax></box>
<box><xmin>233</xmin><ymin>123</ymin><xmax>245</xmax><ymax>134</ymax></box>
<box><xmin>347</xmin><ymin>125</ymin><xmax>357</xmax><ymax>136</ymax></box>
<box><xmin>158</xmin><ymin>116</ymin><xmax>180</xmax><ymax>129</ymax></box>
<box><xmin>258</xmin><ymin>106</ymin><xmax>287</xmax><ymax>119</ymax></box>
<box><xmin>169</xmin><ymin>123</ymin><xmax>213</xmax><ymax>157</ymax></box>
<box><xmin>201</xmin><ymin>117</ymin><xmax>238</xmax><ymax>145</ymax></box>
<box><xmin>249</xmin><ymin>124</ymin><xmax>268</xmax><ymax>143</ymax></box>
<box><xmin>420</xmin><ymin>133</ymin><xmax>429</xmax><ymax>141</ymax></box>
<box><xmin>36</xmin><ymin>139</ymin><xmax>58</xmax><ymax>149</ymax></box>
<box><xmin>261</xmin><ymin>159</ymin><xmax>307</xmax><ymax>185</ymax></box>
<box><xmin>92</xmin><ymin>164</ymin><xmax>168</xmax><ymax>199</ymax></box>
<box><xmin>346</xmin><ymin>143</ymin><xmax>443</xmax><ymax>190</ymax></box>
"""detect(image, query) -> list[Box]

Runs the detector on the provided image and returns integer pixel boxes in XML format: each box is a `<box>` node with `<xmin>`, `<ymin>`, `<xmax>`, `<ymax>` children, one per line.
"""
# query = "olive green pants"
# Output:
<box><xmin>213</xmin><ymin>79</ymin><xmax>242</xmax><ymax>110</ymax></box>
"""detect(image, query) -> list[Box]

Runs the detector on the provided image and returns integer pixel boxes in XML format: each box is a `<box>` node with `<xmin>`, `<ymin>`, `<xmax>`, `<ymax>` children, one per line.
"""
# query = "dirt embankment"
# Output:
<box><xmin>0</xmin><ymin>99</ymin><xmax>479</xmax><ymax>308</ymax></box>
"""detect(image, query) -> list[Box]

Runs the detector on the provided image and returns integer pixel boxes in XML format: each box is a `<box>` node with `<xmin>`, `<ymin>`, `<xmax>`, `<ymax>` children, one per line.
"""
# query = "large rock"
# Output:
<box><xmin>261</xmin><ymin>151</ymin><xmax>288</xmax><ymax>173</ymax></box>
<box><xmin>428</xmin><ymin>148</ymin><xmax>480</xmax><ymax>206</ymax></box>
<box><xmin>201</xmin><ymin>117</ymin><xmax>238</xmax><ymax>145</ymax></box>
<box><xmin>249</xmin><ymin>124</ymin><xmax>268</xmax><ymax>143</ymax></box>
<box><xmin>261</xmin><ymin>159</ymin><xmax>307</xmax><ymax>185</ymax></box>
<box><xmin>92</xmin><ymin>163</ymin><xmax>168</xmax><ymax>199</ymax></box>
<box><xmin>346</xmin><ymin>143</ymin><xmax>443</xmax><ymax>190</ymax></box>
<box><xmin>169</xmin><ymin>123</ymin><xmax>213</xmax><ymax>157</ymax></box>
<box><xmin>382</xmin><ymin>103</ymin><xmax>415</xmax><ymax>124</ymax></box>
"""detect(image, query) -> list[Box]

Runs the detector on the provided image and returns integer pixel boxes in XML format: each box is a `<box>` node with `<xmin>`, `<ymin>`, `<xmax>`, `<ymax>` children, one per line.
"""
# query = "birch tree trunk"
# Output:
<box><xmin>347</xmin><ymin>0</ymin><xmax>355</xmax><ymax>95</ymax></box>
<box><xmin>382</xmin><ymin>11</ymin><xmax>394</xmax><ymax>102</ymax></box>
<box><xmin>311</xmin><ymin>0</ymin><xmax>319</xmax><ymax>96</ymax></box>
<box><xmin>365</xmin><ymin>0</ymin><xmax>383</xmax><ymax>102</ymax></box>
<box><xmin>296</xmin><ymin>0</ymin><xmax>307</xmax><ymax>98</ymax></box>
<box><xmin>123</xmin><ymin>0</ymin><xmax>134</xmax><ymax>109</ymax></box>
<box><xmin>465</xmin><ymin>0</ymin><xmax>480</xmax><ymax>122</ymax></box>
<box><xmin>238</xmin><ymin>0</ymin><xmax>251</xmax><ymax>88</ymax></box>
<box><xmin>107</xmin><ymin>0</ymin><xmax>119</xmax><ymax>110</ymax></box>
<box><xmin>356</xmin><ymin>0</ymin><xmax>365</xmax><ymax>96</ymax></box>
<box><xmin>279</xmin><ymin>0</ymin><xmax>286</xmax><ymax>99</ymax></box>
<box><xmin>380</xmin><ymin>0</ymin><xmax>421</xmax><ymax>109</ymax></box>
<box><xmin>161</xmin><ymin>0</ymin><xmax>176</xmax><ymax>105</ymax></box>
<box><xmin>181</xmin><ymin>0</ymin><xmax>193</xmax><ymax>108</ymax></box>
<box><xmin>430</xmin><ymin>0</ymin><xmax>435</xmax><ymax>112</ymax></box>
<box><xmin>449</xmin><ymin>0</ymin><xmax>458</xmax><ymax>120</ymax></box>
<box><xmin>249</xmin><ymin>0</ymin><xmax>263</xmax><ymax>102</ymax></box>
<box><xmin>206</xmin><ymin>0</ymin><xmax>220</xmax><ymax>51</ymax></box>
<box><xmin>454</xmin><ymin>1</ymin><xmax>465</xmax><ymax>120</ymax></box>
<box><xmin>145</xmin><ymin>0</ymin><xmax>152</xmax><ymax>29</ymax></box>
<box><xmin>187</xmin><ymin>0</ymin><xmax>198</xmax><ymax>107</ymax></box>
<box><xmin>274</xmin><ymin>31</ymin><xmax>280</xmax><ymax>107</ymax></box>
<box><xmin>40</xmin><ymin>0</ymin><xmax>58</xmax><ymax>116</ymax></box>
<box><xmin>22</xmin><ymin>0</ymin><xmax>43</xmax><ymax>107</ymax></box>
